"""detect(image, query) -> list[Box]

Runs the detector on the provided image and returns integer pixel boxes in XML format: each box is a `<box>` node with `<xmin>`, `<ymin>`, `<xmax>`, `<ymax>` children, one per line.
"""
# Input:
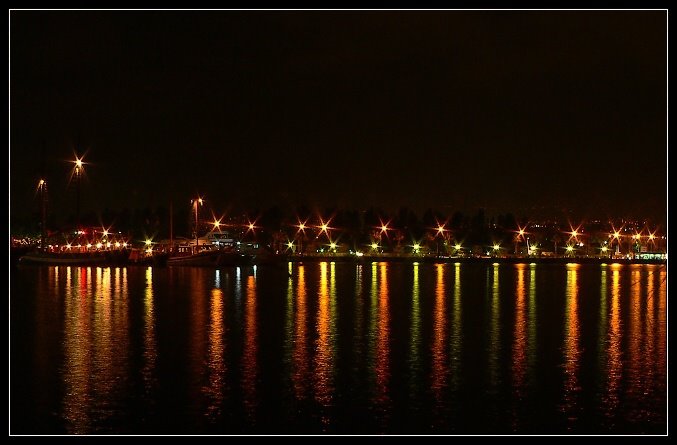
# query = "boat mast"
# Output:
<box><xmin>169</xmin><ymin>200</ymin><xmax>173</xmax><ymax>253</ymax></box>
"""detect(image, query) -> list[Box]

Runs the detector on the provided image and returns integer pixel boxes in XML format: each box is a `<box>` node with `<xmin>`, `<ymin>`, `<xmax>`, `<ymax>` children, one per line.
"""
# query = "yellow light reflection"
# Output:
<box><xmin>489</xmin><ymin>264</ymin><xmax>500</xmax><ymax>389</ymax></box>
<box><xmin>205</xmin><ymin>286</ymin><xmax>225</xmax><ymax>422</ymax></box>
<box><xmin>314</xmin><ymin>262</ymin><xmax>334</xmax><ymax>425</ymax></box>
<box><xmin>284</xmin><ymin>263</ymin><xmax>294</xmax><ymax>385</ymax></box>
<box><xmin>450</xmin><ymin>263</ymin><xmax>462</xmax><ymax>390</ymax></box>
<box><xmin>293</xmin><ymin>265</ymin><xmax>309</xmax><ymax>400</ymax></box>
<box><xmin>374</xmin><ymin>262</ymin><xmax>391</xmax><ymax>412</ymax></box>
<box><xmin>354</xmin><ymin>264</ymin><xmax>365</xmax><ymax>371</ymax></box>
<box><xmin>242</xmin><ymin>275</ymin><xmax>257</xmax><ymax>421</ymax></box>
<box><xmin>527</xmin><ymin>264</ymin><xmax>537</xmax><ymax>375</ymax></box>
<box><xmin>512</xmin><ymin>264</ymin><xmax>527</xmax><ymax>404</ymax></box>
<box><xmin>409</xmin><ymin>262</ymin><xmax>421</xmax><ymax>397</ymax></box>
<box><xmin>643</xmin><ymin>265</ymin><xmax>655</xmax><ymax>398</ymax></box>
<box><xmin>603</xmin><ymin>264</ymin><xmax>622</xmax><ymax>419</ymax></box>
<box><xmin>628</xmin><ymin>266</ymin><xmax>642</xmax><ymax>403</ymax></box>
<box><xmin>62</xmin><ymin>266</ymin><xmax>129</xmax><ymax>434</ymax></box>
<box><xmin>657</xmin><ymin>266</ymin><xmax>666</xmax><ymax>395</ymax></box>
<box><xmin>431</xmin><ymin>264</ymin><xmax>448</xmax><ymax>402</ymax></box>
<box><xmin>562</xmin><ymin>263</ymin><xmax>580</xmax><ymax>428</ymax></box>
<box><xmin>143</xmin><ymin>267</ymin><xmax>157</xmax><ymax>399</ymax></box>
<box><xmin>62</xmin><ymin>266</ymin><xmax>92</xmax><ymax>433</ymax></box>
<box><xmin>597</xmin><ymin>265</ymin><xmax>608</xmax><ymax>387</ymax></box>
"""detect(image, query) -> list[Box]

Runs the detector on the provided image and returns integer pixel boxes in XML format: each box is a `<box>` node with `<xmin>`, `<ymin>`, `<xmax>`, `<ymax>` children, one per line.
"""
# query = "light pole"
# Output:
<box><xmin>73</xmin><ymin>155</ymin><xmax>84</xmax><ymax>231</ymax></box>
<box><xmin>192</xmin><ymin>196</ymin><xmax>203</xmax><ymax>253</ymax></box>
<box><xmin>38</xmin><ymin>179</ymin><xmax>48</xmax><ymax>250</ymax></box>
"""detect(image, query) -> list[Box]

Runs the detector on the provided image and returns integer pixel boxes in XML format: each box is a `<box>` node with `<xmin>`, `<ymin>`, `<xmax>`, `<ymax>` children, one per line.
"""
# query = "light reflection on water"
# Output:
<box><xmin>562</xmin><ymin>263</ymin><xmax>581</xmax><ymax>430</ymax></box>
<box><xmin>11</xmin><ymin>262</ymin><xmax>667</xmax><ymax>434</ymax></box>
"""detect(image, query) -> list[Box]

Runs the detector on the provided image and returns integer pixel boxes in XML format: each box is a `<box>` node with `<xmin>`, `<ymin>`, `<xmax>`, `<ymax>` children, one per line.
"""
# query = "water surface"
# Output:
<box><xmin>10</xmin><ymin>262</ymin><xmax>667</xmax><ymax>434</ymax></box>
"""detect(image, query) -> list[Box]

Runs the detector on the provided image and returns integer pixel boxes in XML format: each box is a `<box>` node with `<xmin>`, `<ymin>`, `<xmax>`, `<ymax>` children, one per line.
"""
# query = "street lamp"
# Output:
<box><xmin>71</xmin><ymin>154</ymin><xmax>86</xmax><ymax>231</ymax></box>
<box><xmin>37</xmin><ymin>178</ymin><xmax>48</xmax><ymax>250</ymax></box>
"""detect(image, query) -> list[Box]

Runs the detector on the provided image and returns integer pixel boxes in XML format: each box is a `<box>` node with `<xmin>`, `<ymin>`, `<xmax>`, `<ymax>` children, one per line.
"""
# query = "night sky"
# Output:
<box><xmin>10</xmin><ymin>10</ymin><xmax>667</xmax><ymax>228</ymax></box>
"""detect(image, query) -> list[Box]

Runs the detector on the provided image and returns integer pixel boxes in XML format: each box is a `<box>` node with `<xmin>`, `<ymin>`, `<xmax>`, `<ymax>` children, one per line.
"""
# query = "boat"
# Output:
<box><xmin>127</xmin><ymin>248</ymin><xmax>170</xmax><ymax>266</ymax></box>
<box><xmin>237</xmin><ymin>241</ymin><xmax>288</xmax><ymax>265</ymax></box>
<box><xmin>18</xmin><ymin>248</ymin><xmax>129</xmax><ymax>266</ymax></box>
<box><xmin>166</xmin><ymin>244</ymin><xmax>250</xmax><ymax>267</ymax></box>
<box><xmin>165</xmin><ymin>229</ymin><xmax>251</xmax><ymax>267</ymax></box>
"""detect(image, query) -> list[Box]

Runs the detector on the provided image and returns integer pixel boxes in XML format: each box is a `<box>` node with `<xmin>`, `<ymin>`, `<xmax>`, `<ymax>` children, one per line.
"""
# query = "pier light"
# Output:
<box><xmin>296</xmin><ymin>218</ymin><xmax>309</xmax><ymax>234</ymax></box>
<box><xmin>437</xmin><ymin>225</ymin><xmax>446</xmax><ymax>235</ymax></box>
<box><xmin>102</xmin><ymin>229</ymin><xmax>109</xmax><ymax>237</ymax></box>
<box><xmin>455</xmin><ymin>243</ymin><xmax>462</xmax><ymax>250</ymax></box>
<box><xmin>86</xmin><ymin>243</ymin><xmax>92</xmax><ymax>249</ymax></box>
<box><xmin>66</xmin><ymin>244</ymin><xmax>72</xmax><ymax>250</ymax></box>
<box><xmin>106</xmin><ymin>242</ymin><xmax>111</xmax><ymax>249</ymax></box>
<box><xmin>371</xmin><ymin>242</ymin><xmax>379</xmax><ymax>250</ymax></box>
<box><xmin>96</xmin><ymin>242</ymin><xmax>103</xmax><ymax>249</ymax></box>
<box><xmin>212</xmin><ymin>220</ymin><xmax>221</xmax><ymax>230</ymax></box>
<box><xmin>381</xmin><ymin>224</ymin><xmax>389</xmax><ymax>233</ymax></box>
<box><xmin>493</xmin><ymin>244</ymin><xmax>500</xmax><ymax>251</ymax></box>
<box><xmin>321</xmin><ymin>223</ymin><xmax>329</xmax><ymax>233</ymax></box>
<box><xmin>413</xmin><ymin>243</ymin><xmax>421</xmax><ymax>252</ymax></box>
<box><xmin>601</xmin><ymin>246</ymin><xmax>608</xmax><ymax>253</ymax></box>
<box><xmin>115</xmin><ymin>242</ymin><xmax>120</xmax><ymax>248</ymax></box>
<box><xmin>571</xmin><ymin>230</ymin><xmax>578</xmax><ymax>238</ymax></box>
<box><xmin>649</xmin><ymin>233</ymin><xmax>656</xmax><ymax>241</ymax></box>
<box><xmin>355</xmin><ymin>251</ymin><xmax>364</xmax><ymax>257</ymax></box>
<box><xmin>613</xmin><ymin>231</ymin><xmax>621</xmax><ymax>239</ymax></box>
<box><xmin>145</xmin><ymin>239</ymin><xmax>152</xmax><ymax>246</ymax></box>
<box><xmin>248</xmin><ymin>223</ymin><xmax>255</xmax><ymax>230</ymax></box>
<box><xmin>287</xmin><ymin>241</ymin><xmax>294</xmax><ymax>249</ymax></box>
<box><xmin>566</xmin><ymin>245</ymin><xmax>574</xmax><ymax>252</ymax></box>
<box><xmin>330</xmin><ymin>242</ymin><xmax>337</xmax><ymax>250</ymax></box>
<box><xmin>146</xmin><ymin>247</ymin><xmax>153</xmax><ymax>254</ymax></box>
<box><xmin>122</xmin><ymin>242</ymin><xmax>128</xmax><ymax>248</ymax></box>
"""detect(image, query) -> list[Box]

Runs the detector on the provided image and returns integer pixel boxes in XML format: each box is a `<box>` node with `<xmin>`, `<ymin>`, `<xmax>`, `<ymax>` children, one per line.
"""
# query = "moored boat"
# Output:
<box><xmin>166</xmin><ymin>245</ymin><xmax>250</xmax><ymax>267</ymax></box>
<box><xmin>18</xmin><ymin>249</ymin><xmax>129</xmax><ymax>266</ymax></box>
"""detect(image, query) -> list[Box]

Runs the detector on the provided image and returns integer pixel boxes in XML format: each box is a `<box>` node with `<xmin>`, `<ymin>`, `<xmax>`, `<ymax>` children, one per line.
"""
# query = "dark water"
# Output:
<box><xmin>10</xmin><ymin>261</ymin><xmax>667</xmax><ymax>435</ymax></box>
